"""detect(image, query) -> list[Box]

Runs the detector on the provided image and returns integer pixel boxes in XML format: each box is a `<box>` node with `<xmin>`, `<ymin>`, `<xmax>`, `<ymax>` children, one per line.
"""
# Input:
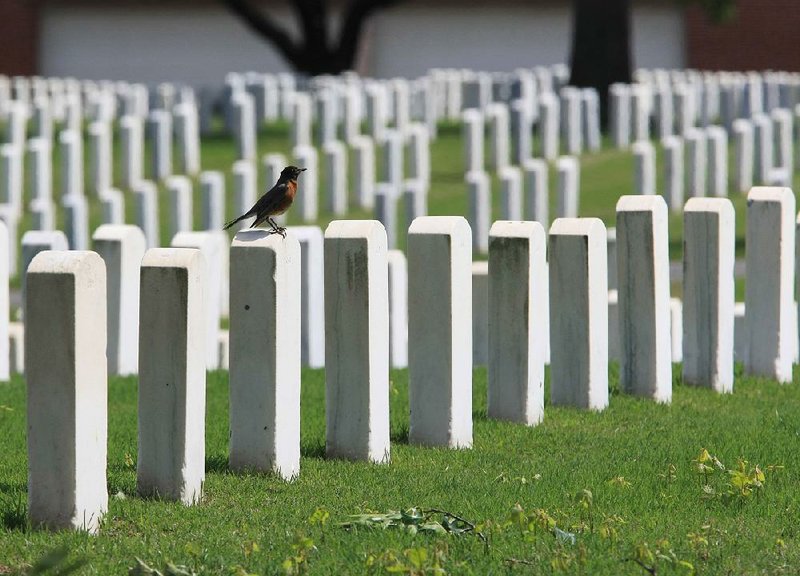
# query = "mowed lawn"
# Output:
<box><xmin>2</xmin><ymin>368</ymin><xmax>800</xmax><ymax>574</ymax></box>
<box><xmin>1</xmin><ymin>122</ymin><xmax>800</xmax><ymax>573</ymax></box>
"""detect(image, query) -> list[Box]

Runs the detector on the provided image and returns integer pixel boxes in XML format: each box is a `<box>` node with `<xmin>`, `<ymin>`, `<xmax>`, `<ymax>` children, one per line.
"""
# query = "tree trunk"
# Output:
<box><xmin>568</xmin><ymin>0</ymin><xmax>632</xmax><ymax>128</ymax></box>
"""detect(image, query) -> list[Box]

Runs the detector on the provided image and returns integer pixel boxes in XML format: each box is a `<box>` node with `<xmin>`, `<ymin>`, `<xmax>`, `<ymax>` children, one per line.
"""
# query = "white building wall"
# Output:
<box><xmin>39</xmin><ymin>2</ymin><xmax>685</xmax><ymax>87</ymax></box>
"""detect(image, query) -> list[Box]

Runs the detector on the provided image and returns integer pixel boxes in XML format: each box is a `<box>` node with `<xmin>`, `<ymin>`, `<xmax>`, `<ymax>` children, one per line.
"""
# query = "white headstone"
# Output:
<box><xmin>166</xmin><ymin>175</ymin><xmax>193</xmax><ymax>239</ymax></box>
<box><xmin>510</xmin><ymin>100</ymin><xmax>532</xmax><ymax>164</ymax></box>
<box><xmin>524</xmin><ymin>158</ymin><xmax>548</xmax><ymax>227</ymax></box>
<box><xmin>466</xmin><ymin>170</ymin><xmax>490</xmax><ymax>254</ymax></box>
<box><xmin>293</xmin><ymin>145</ymin><xmax>318</xmax><ymax>222</ymax></box>
<box><xmin>63</xmin><ymin>194</ymin><xmax>89</xmax><ymax>250</ymax></box>
<box><xmin>324</xmin><ymin>220</ymin><xmax>390</xmax><ymax>462</ymax></box>
<box><xmin>120</xmin><ymin>115</ymin><xmax>144</xmax><ymax>190</ymax></box>
<box><xmin>499</xmin><ymin>166</ymin><xmax>522</xmax><ymax>220</ymax></box>
<box><xmin>706</xmin><ymin>126</ymin><xmax>728</xmax><ymax>197</ymax></box>
<box><xmin>374</xmin><ymin>183</ymin><xmax>397</xmax><ymax>250</ymax></box>
<box><xmin>487</xmin><ymin>103</ymin><xmax>510</xmax><ymax>171</ymax></box>
<box><xmin>388</xmin><ymin>249</ymin><xmax>408</xmax><ymax>369</ymax></box>
<box><xmin>291</xmin><ymin>93</ymin><xmax>312</xmax><ymax>148</ymax></box>
<box><xmin>549</xmin><ymin>217</ymin><xmax>608</xmax><ymax>410</ymax></box>
<box><xmin>138</xmin><ymin>248</ymin><xmax>206</xmax><ymax>504</ymax></box>
<box><xmin>539</xmin><ymin>92</ymin><xmax>560</xmax><ymax>160</ymax></box>
<box><xmin>686</xmin><ymin>128</ymin><xmax>707</xmax><ymax>197</ymax></box>
<box><xmin>26</xmin><ymin>251</ymin><xmax>107</xmax><ymax>532</ymax></box>
<box><xmin>287</xmin><ymin>226</ymin><xmax>325</xmax><ymax>368</ymax></box>
<box><xmin>147</xmin><ymin>109</ymin><xmax>172</xmax><ymax>181</ymax></box>
<box><xmin>609</xmin><ymin>83</ymin><xmax>631</xmax><ymax>148</ymax></box>
<box><xmin>744</xmin><ymin>187</ymin><xmax>795</xmax><ymax>382</ymax></box>
<box><xmin>732</xmin><ymin>119</ymin><xmax>754</xmax><ymax>194</ymax></box>
<box><xmin>408</xmin><ymin>216</ymin><xmax>472</xmax><ymax>448</ymax></box>
<box><xmin>662</xmin><ymin>136</ymin><xmax>684</xmax><ymax>212</ymax></box>
<box><xmin>323</xmin><ymin>140</ymin><xmax>348</xmax><ymax>216</ymax></box>
<box><xmin>87</xmin><ymin>121</ymin><xmax>112</xmax><ymax>196</ymax></box>
<box><xmin>633</xmin><ymin>141</ymin><xmax>656</xmax><ymax>195</ymax></box>
<box><xmin>200</xmin><ymin>171</ymin><xmax>225</xmax><ymax>231</ymax></box>
<box><xmin>556</xmin><ymin>156</ymin><xmax>579</xmax><ymax>218</ymax></box>
<box><xmin>351</xmin><ymin>136</ymin><xmax>375</xmax><ymax>210</ymax></box>
<box><xmin>172</xmin><ymin>231</ymin><xmax>226</xmax><ymax>370</ymax></box>
<box><xmin>683</xmin><ymin>198</ymin><xmax>734</xmax><ymax>392</ymax></box>
<box><xmin>133</xmin><ymin>180</ymin><xmax>160</xmax><ymax>249</ymax></box>
<box><xmin>229</xmin><ymin>230</ymin><xmax>301</xmax><ymax>479</ymax></box>
<box><xmin>488</xmin><ymin>221</ymin><xmax>547</xmax><ymax>422</ymax></box>
<box><xmin>472</xmin><ymin>261</ymin><xmax>488</xmax><ymax>365</ymax></box>
<box><xmin>463</xmin><ymin>109</ymin><xmax>484</xmax><ymax>173</ymax></box>
<box><xmin>616</xmin><ymin>195</ymin><xmax>672</xmax><ymax>403</ymax></box>
<box><xmin>93</xmin><ymin>224</ymin><xmax>146</xmax><ymax>377</ymax></box>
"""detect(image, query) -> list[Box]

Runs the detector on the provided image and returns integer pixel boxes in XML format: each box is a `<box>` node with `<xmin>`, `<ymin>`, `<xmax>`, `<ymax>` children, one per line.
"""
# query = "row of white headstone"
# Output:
<box><xmin>460</xmin><ymin>89</ymin><xmax>600</xmax><ymax>174</ymax></box>
<box><xmin>24</xmin><ymin>187</ymin><xmax>799</xmax><ymax>534</ymax></box>
<box><xmin>630</xmin><ymin>108</ymin><xmax>797</xmax><ymax>210</ymax></box>
<box><xmin>610</xmin><ymin>68</ymin><xmax>800</xmax><ymax>146</ymax></box>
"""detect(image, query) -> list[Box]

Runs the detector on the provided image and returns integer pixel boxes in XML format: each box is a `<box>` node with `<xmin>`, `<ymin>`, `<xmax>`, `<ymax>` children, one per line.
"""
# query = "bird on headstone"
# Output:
<box><xmin>223</xmin><ymin>165</ymin><xmax>306</xmax><ymax>237</ymax></box>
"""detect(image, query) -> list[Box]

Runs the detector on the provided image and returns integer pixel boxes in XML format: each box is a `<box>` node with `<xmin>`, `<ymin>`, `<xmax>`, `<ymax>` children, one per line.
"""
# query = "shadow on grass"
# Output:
<box><xmin>0</xmin><ymin>489</ymin><xmax>27</xmax><ymax>530</ymax></box>
<box><xmin>206</xmin><ymin>453</ymin><xmax>229</xmax><ymax>474</ymax></box>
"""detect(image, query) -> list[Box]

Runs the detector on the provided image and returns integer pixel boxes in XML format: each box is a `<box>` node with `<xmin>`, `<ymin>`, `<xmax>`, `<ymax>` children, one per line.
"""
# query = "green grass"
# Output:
<box><xmin>2</xmin><ymin>366</ymin><xmax>800</xmax><ymax>574</ymax></box>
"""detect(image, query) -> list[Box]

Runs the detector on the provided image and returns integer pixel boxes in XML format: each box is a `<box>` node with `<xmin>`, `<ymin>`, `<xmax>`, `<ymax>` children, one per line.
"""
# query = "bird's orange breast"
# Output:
<box><xmin>272</xmin><ymin>180</ymin><xmax>297</xmax><ymax>215</ymax></box>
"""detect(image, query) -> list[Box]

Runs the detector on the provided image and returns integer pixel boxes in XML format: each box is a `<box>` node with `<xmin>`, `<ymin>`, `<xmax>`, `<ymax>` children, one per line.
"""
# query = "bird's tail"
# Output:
<box><xmin>223</xmin><ymin>214</ymin><xmax>248</xmax><ymax>230</ymax></box>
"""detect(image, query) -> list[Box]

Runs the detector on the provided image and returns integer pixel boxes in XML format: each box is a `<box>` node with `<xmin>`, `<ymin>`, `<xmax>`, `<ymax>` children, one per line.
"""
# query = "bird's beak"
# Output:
<box><xmin>300</xmin><ymin>168</ymin><xmax>307</xmax><ymax>172</ymax></box>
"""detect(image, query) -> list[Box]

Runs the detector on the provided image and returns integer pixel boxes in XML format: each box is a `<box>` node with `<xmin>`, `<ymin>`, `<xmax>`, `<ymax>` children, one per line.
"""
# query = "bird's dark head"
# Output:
<box><xmin>281</xmin><ymin>166</ymin><xmax>306</xmax><ymax>181</ymax></box>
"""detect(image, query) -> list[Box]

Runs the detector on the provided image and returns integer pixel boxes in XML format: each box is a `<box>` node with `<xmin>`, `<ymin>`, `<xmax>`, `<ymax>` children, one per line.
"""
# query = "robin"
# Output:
<box><xmin>223</xmin><ymin>165</ymin><xmax>306</xmax><ymax>237</ymax></box>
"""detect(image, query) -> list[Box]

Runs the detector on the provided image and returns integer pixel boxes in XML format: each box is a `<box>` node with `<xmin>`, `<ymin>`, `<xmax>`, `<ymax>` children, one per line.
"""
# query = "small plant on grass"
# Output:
<box><xmin>281</xmin><ymin>533</ymin><xmax>316</xmax><ymax>576</ymax></box>
<box><xmin>691</xmin><ymin>449</ymin><xmax>777</xmax><ymax>505</ymax></box>
<box><xmin>340</xmin><ymin>507</ymin><xmax>486</xmax><ymax>543</ymax></box>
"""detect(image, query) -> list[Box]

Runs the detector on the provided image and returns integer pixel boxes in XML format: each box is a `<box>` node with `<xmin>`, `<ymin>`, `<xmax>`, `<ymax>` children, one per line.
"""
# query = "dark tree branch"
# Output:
<box><xmin>335</xmin><ymin>0</ymin><xmax>403</xmax><ymax>70</ymax></box>
<box><xmin>290</xmin><ymin>0</ymin><xmax>330</xmax><ymax>53</ymax></box>
<box><xmin>221</xmin><ymin>0</ymin><xmax>304</xmax><ymax>68</ymax></box>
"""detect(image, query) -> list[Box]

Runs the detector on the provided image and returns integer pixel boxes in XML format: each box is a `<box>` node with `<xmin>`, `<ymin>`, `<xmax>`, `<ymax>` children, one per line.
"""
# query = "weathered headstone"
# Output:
<box><xmin>374</xmin><ymin>183</ymin><xmax>397</xmax><ymax>250</ymax></box>
<box><xmin>351</xmin><ymin>136</ymin><xmax>375</xmax><ymax>210</ymax></box>
<box><xmin>744</xmin><ymin>187</ymin><xmax>795</xmax><ymax>382</ymax></box>
<box><xmin>686</xmin><ymin>129</ymin><xmax>707</xmax><ymax>198</ymax></box>
<box><xmin>120</xmin><ymin>115</ymin><xmax>144</xmax><ymax>190</ymax></box>
<box><xmin>408</xmin><ymin>217</ymin><xmax>472</xmax><ymax>448</ymax></box>
<box><xmin>633</xmin><ymin>141</ymin><xmax>656</xmax><ymax>195</ymax></box>
<box><xmin>138</xmin><ymin>248</ymin><xmax>206</xmax><ymax>504</ymax></box>
<box><xmin>487</xmin><ymin>103</ymin><xmax>510</xmax><ymax>171</ymax></box>
<box><xmin>147</xmin><ymin>109</ymin><xmax>172</xmax><ymax>181</ymax></box>
<box><xmin>706</xmin><ymin>126</ymin><xmax>728</xmax><ymax>197</ymax></box>
<box><xmin>133</xmin><ymin>180</ymin><xmax>160</xmax><ymax>249</ymax></box>
<box><xmin>26</xmin><ymin>251</ymin><xmax>107</xmax><ymax>532</ymax></box>
<box><xmin>488</xmin><ymin>221</ymin><xmax>547</xmax><ymax>422</ymax></box>
<box><xmin>683</xmin><ymin>198</ymin><xmax>734</xmax><ymax>392</ymax></box>
<box><xmin>287</xmin><ymin>226</ymin><xmax>325</xmax><ymax>368</ymax></box>
<box><xmin>293</xmin><ymin>145</ymin><xmax>319</xmax><ymax>222</ymax></box>
<box><xmin>523</xmin><ymin>158</ymin><xmax>548</xmax><ymax>227</ymax></box>
<box><xmin>732</xmin><ymin>119</ymin><xmax>754</xmax><ymax>194</ymax></box>
<box><xmin>172</xmin><ymin>231</ymin><xmax>226</xmax><ymax>370</ymax></box>
<box><xmin>232</xmin><ymin>160</ymin><xmax>256</xmax><ymax>231</ymax></box>
<box><xmin>199</xmin><ymin>171</ymin><xmax>225</xmax><ymax>231</ymax></box>
<box><xmin>324</xmin><ymin>220</ymin><xmax>390</xmax><ymax>462</ymax></box>
<box><xmin>556</xmin><ymin>156</ymin><xmax>579</xmax><ymax>218</ymax></box>
<box><xmin>93</xmin><ymin>225</ymin><xmax>146</xmax><ymax>377</ymax></box>
<box><xmin>662</xmin><ymin>136</ymin><xmax>684</xmax><ymax>212</ymax></box>
<box><xmin>466</xmin><ymin>170</ymin><xmax>490</xmax><ymax>254</ymax></box>
<box><xmin>499</xmin><ymin>166</ymin><xmax>522</xmax><ymax>220</ymax></box>
<box><xmin>549</xmin><ymin>218</ymin><xmax>608</xmax><ymax>410</ymax></box>
<box><xmin>616</xmin><ymin>195</ymin><xmax>672</xmax><ymax>403</ymax></box>
<box><xmin>323</xmin><ymin>140</ymin><xmax>348</xmax><ymax>216</ymax></box>
<box><xmin>229</xmin><ymin>230</ymin><xmax>301</xmax><ymax>479</ymax></box>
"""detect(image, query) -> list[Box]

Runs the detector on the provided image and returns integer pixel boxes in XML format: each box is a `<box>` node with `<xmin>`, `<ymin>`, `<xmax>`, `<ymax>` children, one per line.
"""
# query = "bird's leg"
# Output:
<box><xmin>269</xmin><ymin>217</ymin><xmax>287</xmax><ymax>238</ymax></box>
